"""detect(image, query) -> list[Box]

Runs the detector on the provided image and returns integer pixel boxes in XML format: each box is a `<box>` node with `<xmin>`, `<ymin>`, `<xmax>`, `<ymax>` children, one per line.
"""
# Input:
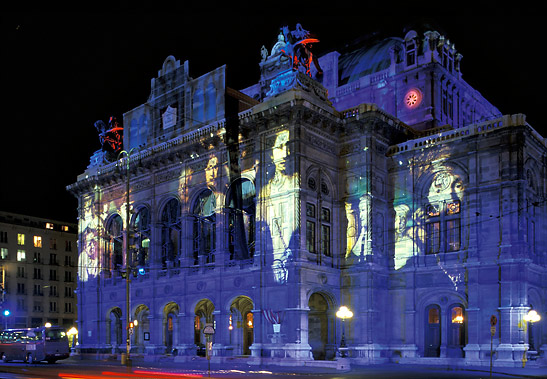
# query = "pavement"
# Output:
<box><xmin>65</xmin><ymin>354</ymin><xmax>547</xmax><ymax>378</ymax></box>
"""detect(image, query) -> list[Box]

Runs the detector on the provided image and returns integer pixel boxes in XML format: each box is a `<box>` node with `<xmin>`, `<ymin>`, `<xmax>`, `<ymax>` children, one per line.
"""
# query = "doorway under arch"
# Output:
<box><xmin>447</xmin><ymin>303</ymin><xmax>466</xmax><ymax>357</ymax></box>
<box><xmin>308</xmin><ymin>292</ymin><xmax>334</xmax><ymax>360</ymax></box>
<box><xmin>194</xmin><ymin>299</ymin><xmax>215</xmax><ymax>353</ymax></box>
<box><xmin>230</xmin><ymin>296</ymin><xmax>254</xmax><ymax>355</ymax></box>
<box><xmin>163</xmin><ymin>302</ymin><xmax>179</xmax><ymax>354</ymax></box>
<box><xmin>425</xmin><ymin>304</ymin><xmax>441</xmax><ymax>357</ymax></box>
<box><xmin>106</xmin><ymin>307</ymin><xmax>123</xmax><ymax>352</ymax></box>
<box><xmin>133</xmin><ymin>304</ymin><xmax>150</xmax><ymax>353</ymax></box>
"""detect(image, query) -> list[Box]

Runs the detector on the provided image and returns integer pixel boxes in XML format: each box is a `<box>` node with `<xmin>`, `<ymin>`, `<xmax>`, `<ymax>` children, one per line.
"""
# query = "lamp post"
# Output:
<box><xmin>118</xmin><ymin>148</ymin><xmax>137</xmax><ymax>367</ymax></box>
<box><xmin>520</xmin><ymin>309</ymin><xmax>541</xmax><ymax>367</ymax></box>
<box><xmin>336</xmin><ymin>306</ymin><xmax>353</xmax><ymax>358</ymax></box>
<box><xmin>3</xmin><ymin>309</ymin><xmax>9</xmax><ymax>330</ymax></box>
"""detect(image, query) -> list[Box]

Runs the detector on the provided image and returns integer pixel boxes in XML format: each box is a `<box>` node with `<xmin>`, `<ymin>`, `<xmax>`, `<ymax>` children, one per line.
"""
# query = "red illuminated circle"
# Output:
<box><xmin>405</xmin><ymin>89</ymin><xmax>422</xmax><ymax>109</ymax></box>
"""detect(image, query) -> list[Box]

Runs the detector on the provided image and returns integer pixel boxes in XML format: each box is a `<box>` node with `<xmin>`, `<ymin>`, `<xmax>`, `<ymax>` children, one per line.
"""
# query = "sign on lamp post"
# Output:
<box><xmin>489</xmin><ymin>315</ymin><xmax>497</xmax><ymax>378</ymax></box>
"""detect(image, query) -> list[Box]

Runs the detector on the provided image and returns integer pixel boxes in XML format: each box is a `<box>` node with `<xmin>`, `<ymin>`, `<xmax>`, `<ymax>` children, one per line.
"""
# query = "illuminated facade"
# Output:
<box><xmin>0</xmin><ymin>211</ymin><xmax>78</xmax><ymax>331</ymax></box>
<box><xmin>68</xmin><ymin>25</ymin><xmax>546</xmax><ymax>368</ymax></box>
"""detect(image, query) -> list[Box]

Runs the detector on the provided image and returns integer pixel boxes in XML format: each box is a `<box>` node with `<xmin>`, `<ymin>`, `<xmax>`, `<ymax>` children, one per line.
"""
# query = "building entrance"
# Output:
<box><xmin>308</xmin><ymin>293</ymin><xmax>330</xmax><ymax>360</ymax></box>
<box><xmin>425</xmin><ymin>305</ymin><xmax>441</xmax><ymax>357</ymax></box>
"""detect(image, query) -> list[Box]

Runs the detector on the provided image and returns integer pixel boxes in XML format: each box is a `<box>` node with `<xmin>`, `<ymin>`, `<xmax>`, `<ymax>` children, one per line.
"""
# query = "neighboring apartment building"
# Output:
<box><xmin>0</xmin><ymin>211</ymin><xmax>78</xmax><ymax>331</ymax></box>
<box><xmin>67</xmin><ymin>24</ymin><xmax>546</xmax><ymax>368</ymax></box>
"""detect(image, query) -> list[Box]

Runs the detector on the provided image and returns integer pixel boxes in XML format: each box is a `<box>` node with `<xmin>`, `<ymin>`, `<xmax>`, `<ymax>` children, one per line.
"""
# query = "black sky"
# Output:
<box><xmin>1</xmin><ymin>8</ymin><xmax>543</xmax><ymax>223</ymax></box>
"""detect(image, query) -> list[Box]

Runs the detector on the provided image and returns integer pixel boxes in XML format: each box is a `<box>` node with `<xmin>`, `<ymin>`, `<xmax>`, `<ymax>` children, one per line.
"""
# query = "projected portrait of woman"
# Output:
<box><xmin>78</xmin><ymin>199</ymin><xmax>100</xmax><ymax>282</ymax></box>
<box><xmin>263</xmin><ymin>130</ymin><xmax>295</xmax><ymax>284</ymax></box>
<box><xmin>345</xmin><ymin>195</ymin><xmax>370</xmax><ymax>261</ymax></box>
<box><xmin>393</xmin><ymin>204</ymin><xmax>419</xmax><ymax>269</ymax></box>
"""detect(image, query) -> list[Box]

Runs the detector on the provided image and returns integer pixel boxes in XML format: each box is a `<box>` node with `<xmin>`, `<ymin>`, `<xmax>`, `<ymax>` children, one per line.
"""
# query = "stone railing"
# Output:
<box><xmin>386</xmin><ymin>114</ymin><xmax>540</xmax><ymax>156</ymax></box>
<box><xmin>75</xmin><ymin>108</ymin><xmax>256</xmax><ymax>184</ymax></box>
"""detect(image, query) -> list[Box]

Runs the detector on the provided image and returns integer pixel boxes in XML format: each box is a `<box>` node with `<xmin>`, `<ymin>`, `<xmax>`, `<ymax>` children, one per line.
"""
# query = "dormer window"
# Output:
<box><xmin>442</xmin><ymin>47</ymin><xmax>454</xmax><ymax>73</ymax></box>
<box><xmin>404</xmin><ymin>30</ymin><xmax>418</xmax><ymax>67</ymax></box>
<box><xmin>406</xmin><ymin>42</ymin><xmax>416</xmax><ymax>66</ymax></box>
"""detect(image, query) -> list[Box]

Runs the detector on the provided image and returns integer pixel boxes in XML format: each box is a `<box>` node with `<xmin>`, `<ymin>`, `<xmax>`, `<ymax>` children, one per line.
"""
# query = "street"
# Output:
<box><xmin>0</xmin><ymin>357</ymin><xmax>544</xmax><ymax>379</ymax></box>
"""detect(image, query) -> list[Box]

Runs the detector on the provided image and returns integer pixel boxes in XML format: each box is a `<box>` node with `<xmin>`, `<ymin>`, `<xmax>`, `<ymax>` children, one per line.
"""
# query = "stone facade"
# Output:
<box><xmin>67</xmin><ymin>26</ymin><xmax>546</xmax><ymax>368</ymax></box>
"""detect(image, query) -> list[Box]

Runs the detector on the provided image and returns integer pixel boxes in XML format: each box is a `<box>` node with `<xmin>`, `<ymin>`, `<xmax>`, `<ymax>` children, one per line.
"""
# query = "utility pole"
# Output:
<box><xmin>118</xmin><ymin>148</ymin><xmax>136</xmax><ymax>368</ymax></box>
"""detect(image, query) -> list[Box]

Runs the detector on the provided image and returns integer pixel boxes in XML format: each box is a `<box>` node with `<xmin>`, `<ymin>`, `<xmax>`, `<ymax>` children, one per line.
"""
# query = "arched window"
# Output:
<box><xmin>161</xmin><ymin>199</ymin><xmax>181</xmax><ymax>268</ymax></box>
<box><xmin>226</xmin><ymin>178</ymin><xmax>255</xmax><ymax>261</ymax></box>
<box><xmin>193</xmin><ymin>189</ymin><xmax>216</xmax><ymax>265</ymax></box>
<box><xmin>105</xmin><ymin>215</ymin><xmax>123</xmax><ymax>273</ymax></box>
<box><xmin>133</xmin><ymin>207</ymin><xmax>150</xmax><ymax>268</ymax></box>
<box><xmin>425</xmin><ymin>171</ymin><xmax>463</xmax><ymax>254</ymax></box>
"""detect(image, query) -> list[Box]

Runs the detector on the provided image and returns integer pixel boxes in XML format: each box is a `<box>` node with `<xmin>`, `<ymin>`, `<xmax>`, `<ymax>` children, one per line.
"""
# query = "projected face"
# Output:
<box><xmin>272</xmin><ymin>133</ymin><xmax>288</xmax><ymax>173</ymax></box>
<box><xmin>345</xmin><ymin>195</ymin><xmax>370</xmax><ymax>259</ymax></box>
<box><xmin>263</xmin><ymin>130</ymin><xmax>295</xmax><ymax>284</ymax></box>
<box><xmin>80</xmin><ymin>228</ymin><xmax>98</xmax><ymax>281</ymax></box>
<box><xmin>435</xmin><ymin>172</ymin><xmax>463</xmax><ymax>199</ymax></box>
<box><xmin>393</xmin><ymin>203</ymin><xmax>420</xmax><ymax>270</ymax></box>
<box><xmin>395</xmin><ymin>205</ymin><xmax>409</xmax><ymax>235</ymax></box>
<box><xmin>78</xmin><ymin>198</ymin><xmax>100</xmax><ymax>282</ymax></box>
<box><xmin>205</xmin><ymin>155</ymin><xmax>218</xmax><ymax>187</ymax></box>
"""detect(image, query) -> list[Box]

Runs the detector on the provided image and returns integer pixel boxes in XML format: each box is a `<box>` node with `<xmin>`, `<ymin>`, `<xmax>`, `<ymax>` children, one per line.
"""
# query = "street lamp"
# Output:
<box><xmin>117</xmin><ymin>148</ymin><xmax>137</xmax><ymax>367</ymax></box>
<box><xmin>67</xmin><ymin>327</ymin><xmax>78</xmax><ymax>348</ymax></box>
<box><xmin>523</xmin><ymin>310</ymin><xmax>541</xmax><ymax>324</ymax></box>
<box><xmin>520</xmin><ymin>309</ymin><xmax>542</xmax><ymax>368</ymax></box>
<box><xmin>336</xmin><ymin>306</ymin><xmax>353</xmax><ymax>358</ymax></box>
<box><xmin>524</xmin><ymin>310</ymin><xmax>541</xmax><ymax>350</ymax></box>
<box><xmin>3</xmin><ymin>309</ymin><xmax>9</xmax><ymax>330</ymax></box>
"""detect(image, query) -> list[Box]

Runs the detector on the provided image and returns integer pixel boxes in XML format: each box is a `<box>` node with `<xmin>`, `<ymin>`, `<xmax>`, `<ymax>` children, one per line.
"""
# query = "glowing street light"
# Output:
<box><xmin>336</xmin><ymin>306</ymin><xmax>353</xmax><ymax>357</ymax></box>
<box><xmin>3</xmin><ymin>309</ymin><xmax>9</xmax><ymax>330</ymax></box>
<box><xmin>523</xmin><ymin>310</ymin><xmax>541</xmax><ymax>323</ymax></box>
<box><xmin>67</xmin><ymin>327</ymin><xmax>78</xmax><ymax>348</ymax></box>
<box><xmin>520</xmin><ymin>309</ymin><xmax>542</xmax><ymax>368</ymax></box>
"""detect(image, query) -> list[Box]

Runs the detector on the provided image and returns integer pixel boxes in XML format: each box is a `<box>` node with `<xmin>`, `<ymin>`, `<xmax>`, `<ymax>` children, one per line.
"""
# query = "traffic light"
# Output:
<box><xmin>3</xmin><ymin>309</ymin><xmax>9</xmax><ymax>317</ymax></box>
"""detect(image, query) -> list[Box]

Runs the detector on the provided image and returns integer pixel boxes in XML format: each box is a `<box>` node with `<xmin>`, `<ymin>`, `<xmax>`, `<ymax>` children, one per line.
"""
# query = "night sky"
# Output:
<box><xmin>2</xmin><ymin>9</ymin><xmax>543</xmax><ymax>224</ymax></box>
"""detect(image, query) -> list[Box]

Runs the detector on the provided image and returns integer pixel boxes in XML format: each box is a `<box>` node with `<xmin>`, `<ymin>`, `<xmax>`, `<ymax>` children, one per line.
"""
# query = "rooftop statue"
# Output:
<box><xmin>93</xmin><ymin>116</ymin><xmax>123</xmax><ymax>162</ymax></box>
<box><xmin>279</xmin><ymin>23</ymin><xmax>323</xmax><ymax>77</ymax></box>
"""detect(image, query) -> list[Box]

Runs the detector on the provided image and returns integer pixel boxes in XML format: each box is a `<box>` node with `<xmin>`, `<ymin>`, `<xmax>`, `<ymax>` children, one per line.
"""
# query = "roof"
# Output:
<box><xmin>338</xmin><ymin>37</ymin><xmax>403</xmax><ymax>85</ymax></box>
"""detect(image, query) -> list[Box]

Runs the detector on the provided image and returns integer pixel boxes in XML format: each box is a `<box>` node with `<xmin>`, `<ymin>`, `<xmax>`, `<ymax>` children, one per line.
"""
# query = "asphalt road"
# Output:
<box><xmin>0</xmin><ymin>357</ymin><xmax>543</xmax><ymax>379</ymax></box>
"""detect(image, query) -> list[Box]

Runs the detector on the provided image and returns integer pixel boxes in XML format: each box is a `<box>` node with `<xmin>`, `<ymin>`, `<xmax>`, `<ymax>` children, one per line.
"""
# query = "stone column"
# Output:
<box><xmin>247</xmin><ymin>308</ymin><xmax>264</xmax><ymax>364</ymax></box>
<box><xmin>174</xmin><ymin>311</ymin><xmax>199</xmax><ymax>362</ymax></box>
<box><xmin>211</xmin><ymin>310</ymin><xmax>234</xmax><ymax>358</ymax></box>
<box><xmin>463</xmin><ymin>308</ymin><xmax>481</xmax><ymax>363</ymax></box>
<box><xmin>282</xmin><ymin>307</ymin><xmax>312</xmax><ymax>359</ymax></box>
<box><xmin>463</xmin><ymin>266</ymin><xmax>481</xmax><ymax>363</ymax></box>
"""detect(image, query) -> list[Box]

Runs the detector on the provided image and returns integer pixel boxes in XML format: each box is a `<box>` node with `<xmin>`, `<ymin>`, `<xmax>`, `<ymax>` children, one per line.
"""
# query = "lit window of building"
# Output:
<box><xmin>16</xmin><ymin>249</ymin><xmax>26</xmax><ymax>261</ymax></box>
